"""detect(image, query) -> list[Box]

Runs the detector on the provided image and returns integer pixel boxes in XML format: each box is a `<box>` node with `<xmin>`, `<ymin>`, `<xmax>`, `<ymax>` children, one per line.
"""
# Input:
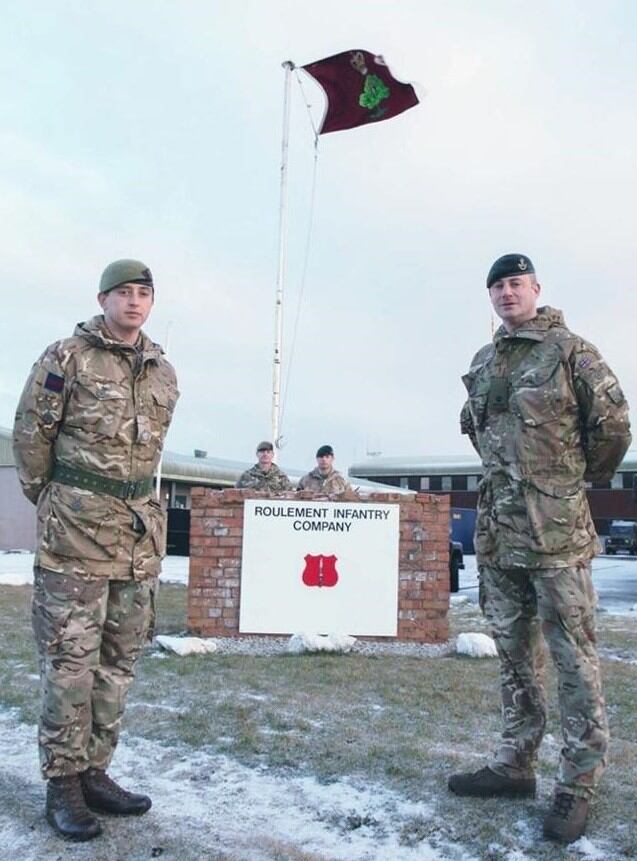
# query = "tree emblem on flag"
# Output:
<box><xmin>302</xmin><ymin>49</ymin><xmax>419</xmax><ymax>135</ymax></box>
<box><xmin>302</xmin><ymin>554</ymin><xmax>339</xmax><ymax>588</ymax></box>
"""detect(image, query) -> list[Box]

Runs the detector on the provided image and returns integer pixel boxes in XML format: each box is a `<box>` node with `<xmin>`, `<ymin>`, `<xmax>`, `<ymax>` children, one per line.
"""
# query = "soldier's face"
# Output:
<box><xmin>98</xmin><ymin>283</ymin><xmax>154</xmax><ymax>344</ymax></box>
<box><xmin>489</xmin><ymin>274</ymin><xmax>540</xmax><ymax>331</ymax></box>
<box><xmin>257</xmin><ymin>448</ymin><xmax>273</xmax><ymax>469</ymax></box>
<box><xmin>317</xmin><ymin>454</ymin><xmax>334</xmax><ymax>475</ymax></box>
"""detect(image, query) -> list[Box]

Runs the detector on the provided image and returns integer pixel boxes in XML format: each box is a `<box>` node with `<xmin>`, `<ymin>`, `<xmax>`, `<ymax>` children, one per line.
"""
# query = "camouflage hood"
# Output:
<box><xmin>74</xmin><ymin>315</ymin><xmax>164</xmax><ymax>362</ymax></box>
<box><xmin>493</xmin><ymin>306</ymin><xmax>566</xmax><ymax>344</ymax></box>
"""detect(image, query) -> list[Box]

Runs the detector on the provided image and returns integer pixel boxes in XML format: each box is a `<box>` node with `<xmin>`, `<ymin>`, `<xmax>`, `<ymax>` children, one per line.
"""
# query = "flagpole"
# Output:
<box><xmin>272</xmin><ymin>60</ymin><xmax>294</xmax><ymax>449</ymax></box>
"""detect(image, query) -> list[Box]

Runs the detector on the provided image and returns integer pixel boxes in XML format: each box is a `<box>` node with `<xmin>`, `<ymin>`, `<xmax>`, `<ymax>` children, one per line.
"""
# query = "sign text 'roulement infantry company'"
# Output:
<box><xmin>239</xmin><ymin>500</ymin><xmax>400</xmax><ymax>636</ymax></box>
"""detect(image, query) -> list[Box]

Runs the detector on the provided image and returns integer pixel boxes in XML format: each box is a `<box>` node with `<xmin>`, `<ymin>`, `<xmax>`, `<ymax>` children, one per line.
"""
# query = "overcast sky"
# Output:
<box><xmin>1</xmin><ymin>0</ymin><xmax>636</xmax><ymax>472</ymax></box>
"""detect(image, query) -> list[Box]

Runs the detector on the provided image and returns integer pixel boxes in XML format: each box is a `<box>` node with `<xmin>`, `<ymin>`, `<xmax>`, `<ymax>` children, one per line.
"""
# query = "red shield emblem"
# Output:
<box><xmin>302</xmin><ymin>554</ymin><xmax>339</xmax><ymax>588</ymax></box>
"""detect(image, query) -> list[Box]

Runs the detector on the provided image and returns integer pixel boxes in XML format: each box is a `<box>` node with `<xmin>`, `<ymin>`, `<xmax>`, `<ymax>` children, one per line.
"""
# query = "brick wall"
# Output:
<box><xmin>187</xmin><ymin>488</ymin><xmax>450</xmax><ymax>643</ymax></box>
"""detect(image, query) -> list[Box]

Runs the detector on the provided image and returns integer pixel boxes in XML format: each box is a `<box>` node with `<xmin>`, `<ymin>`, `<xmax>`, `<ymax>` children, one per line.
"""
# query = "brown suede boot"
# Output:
<box><xmin>81</xmin><ymin>768</ymin><xmax>152</xmax><ymax>815</ymax></box>
<box><xmin>46</xmin><ymin>775</ymin><xmax>102</xmax><ymax>841</ymax></box>
<box><xmin>543</xmin><ymin>791</ymin><xmax>589</xmax><ymax>843</ymax></box>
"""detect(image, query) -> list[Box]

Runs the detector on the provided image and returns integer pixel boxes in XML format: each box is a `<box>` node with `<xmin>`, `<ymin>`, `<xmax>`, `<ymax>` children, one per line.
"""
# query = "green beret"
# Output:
<box><xmin>99</xmin><ymin>259</ymin><xmax>153</xmax><ymax>293</ymax></box>
<box><xmin>486</xmin><ymin>254</ymin><xmax>535</xmax><ymax>289</ymax></box>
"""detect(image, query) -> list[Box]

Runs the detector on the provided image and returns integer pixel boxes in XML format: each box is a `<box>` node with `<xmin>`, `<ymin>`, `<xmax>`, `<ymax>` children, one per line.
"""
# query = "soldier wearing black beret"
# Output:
<box><xmin>449</xmin><ymin>253</ymin><xmax>631</xmax><ymax>844</ymax></box>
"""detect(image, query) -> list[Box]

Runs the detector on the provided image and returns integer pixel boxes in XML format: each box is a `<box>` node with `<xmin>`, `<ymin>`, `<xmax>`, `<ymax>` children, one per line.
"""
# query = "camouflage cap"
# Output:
<box><xmin>99</xmin><ymin>259</ymin><xmax>153</xmax><ymax>294</ymax></box>
<box><xmin>256</xmin><ymin>441</ymin><xmax>274</xmax><ymax>452</ymax></box>
<box><xmin>486</xmin><ymin>254</ymin><xmax>535</xmax><ymax>289</ymax></box>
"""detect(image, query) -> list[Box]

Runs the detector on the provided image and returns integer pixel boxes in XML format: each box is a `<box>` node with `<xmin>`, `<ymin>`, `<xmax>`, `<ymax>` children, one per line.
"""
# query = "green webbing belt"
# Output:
<box><xmin>52</xmin><ymin>462</ymin><xmax>154</xmax><ymax>500</ymax></box>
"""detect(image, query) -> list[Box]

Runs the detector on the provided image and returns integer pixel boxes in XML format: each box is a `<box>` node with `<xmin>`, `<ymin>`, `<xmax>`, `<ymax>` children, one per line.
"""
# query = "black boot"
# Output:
<box><xmin>448</xmin><ymin>765</ymin><xmax>536</xmax><ymax>798</ymax></box>
<box><xmin>46</xmin><ymin>775</ymin><xmax>102</xmax><ymax>841</ymax></box>
<box><xmin>543</xmin><ymin>791</ymin><xmax>590</xmax><ymax>843</ymax></box>
<box><xmin>81</xmin><ymin>768</ymin><xmax>152</xmax><ymax>815</ymax></box>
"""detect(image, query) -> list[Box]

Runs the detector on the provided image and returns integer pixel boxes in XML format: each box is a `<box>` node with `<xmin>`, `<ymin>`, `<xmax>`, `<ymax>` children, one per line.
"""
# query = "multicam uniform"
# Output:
<box><xmin>236</xmin><ymin>463</ymin><xmax>292</xmax><ymax>491</ymax></box>
<box><xmin>297</xmin><ymin>468</ymin><xmax>352</xmax><ymax>494</ymax></box>
<box><xmin>461</xmin><ymin>306</ymin><xmax>631</xmax><ymax>798</ymax></box>
<box><xmin>13</xmin><ymin>315</ymin><xmax>178</xmax><ymax>778</ymax></box>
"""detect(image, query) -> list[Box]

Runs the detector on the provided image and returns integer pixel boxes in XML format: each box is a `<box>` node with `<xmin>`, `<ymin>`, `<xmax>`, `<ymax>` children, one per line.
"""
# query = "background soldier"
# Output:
<box><xmin>298</xmin><ymin>444</ymin><xmax>352</xmax><ymax>494</ymax></box>
<box><xmin>13</xmin><ymin>259</ymin><xmax>179</xmax><ymax>841</ymax></box>
<box><xmin>236</xmin><ymin>440</ymin><xmax>292</xmax><ymax>491</ymax></box>
<box><xmin>448</xmin><ymin>254</ymin><xmax>631</xmax><ymax>843</ymax></box>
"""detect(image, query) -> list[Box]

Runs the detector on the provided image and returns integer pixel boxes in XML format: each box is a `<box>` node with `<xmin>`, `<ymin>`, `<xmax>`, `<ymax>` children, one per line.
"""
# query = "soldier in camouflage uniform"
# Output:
<box><xmin>448</xmin><ymin>254</ymin><xmax>631</xmax><ymax>844</ymax></box>
<box><xmin>13</xmin><ymin>259</ymin><xmax>178</xmax><ymax>841</ymax></box>
<box><xmin>297</xmin><ymin>444</ymin><xmax>352</xmax><ymax>494</ymax></box>
<box><xmin>236</xmin><ymin>440</ymin><xmax>292</xmax><ymax>491</ymax></box>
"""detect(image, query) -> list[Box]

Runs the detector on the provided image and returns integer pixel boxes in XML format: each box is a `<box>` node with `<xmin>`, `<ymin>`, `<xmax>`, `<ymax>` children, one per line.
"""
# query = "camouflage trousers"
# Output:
<box><xmin>32</xmin><ymin>567</ymin><xmax>154</xmax><ymax>779</ymax></box>
<box><xmin>479</xmin><ymin>563</ymin><xmax>608</xmax><ymax>799</ymax></box>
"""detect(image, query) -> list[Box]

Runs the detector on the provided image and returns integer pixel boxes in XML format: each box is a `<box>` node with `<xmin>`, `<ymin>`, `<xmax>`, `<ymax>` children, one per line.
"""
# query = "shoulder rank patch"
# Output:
<box><xmin>577</xmin><ymin>356</ymin><xmax>593</xmax><ymax>369</ymax></box>
<box><xmin>44</xmin><ymin>372</ymin><xmax>64</xmax><ymax>393</ymax></box>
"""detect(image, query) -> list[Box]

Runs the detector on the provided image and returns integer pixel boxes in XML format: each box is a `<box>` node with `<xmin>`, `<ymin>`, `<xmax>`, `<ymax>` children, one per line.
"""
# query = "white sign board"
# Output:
<box><xmin>239</xmin><ymin>500</ymin><xmax>399</xmax><ymax>636</ymax></box>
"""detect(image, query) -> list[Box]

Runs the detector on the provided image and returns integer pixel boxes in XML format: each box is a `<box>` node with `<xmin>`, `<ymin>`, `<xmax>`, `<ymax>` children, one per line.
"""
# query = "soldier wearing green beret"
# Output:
<box><xmin>236</xmin><ymin>440</ymin><xmax>293</xmax><ymax>491</ymax></box>
<box><xmin>448</xmin><ymin>254</ymin><xmax>631</xmax><ymax>844</ymax></box>
<box><xmin>13</xmin><ymin>259</ymin><xmax>179</xmax><ymax>841</ymax></box>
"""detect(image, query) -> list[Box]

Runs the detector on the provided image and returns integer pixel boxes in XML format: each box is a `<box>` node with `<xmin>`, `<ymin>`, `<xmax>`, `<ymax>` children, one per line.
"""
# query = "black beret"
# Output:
<box><xmin>486</xmin><ymin>254</ymin><xmax>535</xmax><ymax>289</ymax></box>
<box><xmin>316</xmin><ymin>445</ymin><xmax>334</xmax><ymax>457</ymax></box>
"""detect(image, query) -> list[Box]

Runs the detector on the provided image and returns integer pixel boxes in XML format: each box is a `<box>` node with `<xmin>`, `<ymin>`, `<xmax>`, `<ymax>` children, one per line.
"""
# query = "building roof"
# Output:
<box><xmin>0</xmin><ymin>427</ymin><xmax>398</xmax><ymax>492</ymax></box>
<box><xmin>349</xmin><ymin>450</ymin><xmax>637</xmax><ymax>478</ymax></box>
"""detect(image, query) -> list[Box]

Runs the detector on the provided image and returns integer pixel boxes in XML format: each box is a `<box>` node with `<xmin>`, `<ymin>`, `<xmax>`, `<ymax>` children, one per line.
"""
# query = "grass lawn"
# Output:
<box><xmin>0</xmin><ymin>583</ymin><xmax>635</xmax><ymax>860</ymax></box>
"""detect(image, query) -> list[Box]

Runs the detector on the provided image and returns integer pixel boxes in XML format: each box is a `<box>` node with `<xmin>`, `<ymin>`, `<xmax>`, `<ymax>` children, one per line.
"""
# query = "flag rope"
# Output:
<box><xmin>279</xmin><ymin>73</ymin><xmax>321</xmax><ymax>437</ymax></box>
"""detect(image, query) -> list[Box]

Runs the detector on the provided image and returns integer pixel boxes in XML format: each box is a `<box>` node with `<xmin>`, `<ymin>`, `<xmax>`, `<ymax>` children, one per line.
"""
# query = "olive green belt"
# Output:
<box><xmin>52</xmin><ymin>463</ymin><xmax>155</xmax><ymax>500</ymax></box>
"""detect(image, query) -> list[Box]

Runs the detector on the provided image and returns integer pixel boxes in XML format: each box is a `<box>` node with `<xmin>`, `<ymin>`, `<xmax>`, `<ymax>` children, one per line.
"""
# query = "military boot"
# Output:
<box><xmin>448</xmin><ymin>765</ymin><xmax>536</xmax><ymax>798</ymax></box>
<box><xmin>46</xmin><ymin>775</ymin><xmax>102</xmax><ymax>841</ymax></box>
<box><xmin>81</xmin><ymin>768</ymin><xmax>152</xmax><ymax>815</ymax></box>
<box><xmin>543</xmin><ymin>791</ymin><xmax>589</xmax><ymax>843</ymax></box>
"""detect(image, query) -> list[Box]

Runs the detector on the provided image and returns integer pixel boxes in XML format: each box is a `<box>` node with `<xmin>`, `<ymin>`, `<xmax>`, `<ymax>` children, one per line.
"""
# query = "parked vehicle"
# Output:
<box><xmin>449</xmin><ymin>540</ymin><xmax>464</xmax><ymax>592</ymax></box>
<box><xmin>605</xmin><ymin>520</ymin><xmax>637</xmax><ymax>556</ymax></box>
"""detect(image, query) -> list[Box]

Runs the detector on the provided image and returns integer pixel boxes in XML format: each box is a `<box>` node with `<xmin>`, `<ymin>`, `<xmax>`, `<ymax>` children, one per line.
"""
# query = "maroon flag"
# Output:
<box><xmin>302</xmin><ymin>49</ymin><xmax>419</xmax><ymax>135</ymax></box>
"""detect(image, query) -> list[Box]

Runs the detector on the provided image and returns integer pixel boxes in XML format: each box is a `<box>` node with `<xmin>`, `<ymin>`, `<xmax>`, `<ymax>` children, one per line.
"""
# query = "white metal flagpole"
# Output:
<box><xmin>271</xmin><ymin>60</ymin><xmax>294</xmax><ymax>449</ymax></box>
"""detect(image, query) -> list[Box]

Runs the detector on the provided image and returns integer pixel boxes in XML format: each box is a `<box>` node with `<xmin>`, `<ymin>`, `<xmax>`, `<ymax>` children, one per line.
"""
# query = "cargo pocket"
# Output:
<box><xmin>523</xmin><ymin>479</ymin><xmax>589</xmax><ymax>555</ymax></box>
<box><xmin>511</xmin><ymin>348</ymin><xmax>564</xmax><ymax>426</ymax></box>
<box><xmin>68</xmin><ymin>373</ymin><xmax>128</xmax><ymax>437</ymax></box>
<box><xmin>148</xmin><ymin>499</ymin><xmax>167</xmax><ymax>558</ymax></box>
<box><xmin>46</xmin><ymin>484</ymin><xmax>121</xmax><ymax>560</ymax></box>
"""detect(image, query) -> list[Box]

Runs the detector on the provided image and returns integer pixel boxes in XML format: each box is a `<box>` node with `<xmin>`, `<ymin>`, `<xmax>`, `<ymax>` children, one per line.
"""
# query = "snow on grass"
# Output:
<box><xmin>0</xmin><ymin>707</ymin><xmax>481</xmax><ymax>861</ymax></box>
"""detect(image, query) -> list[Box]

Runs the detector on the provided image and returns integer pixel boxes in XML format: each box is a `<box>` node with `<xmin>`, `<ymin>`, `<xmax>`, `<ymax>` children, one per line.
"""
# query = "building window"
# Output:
<box><xmin>428</xmin><ymin>476</ymin><xmax>442</xmax><ymax>491</ymax></box>
<box><xmin>174</xmin><ymin>494</ymin><xmax>188</xmax><ymax>509</ymax></box>
<box><xmin>622</xmin><ymin>472</ymin><xmax>635</xmax><ymax>490</ymax></box>
<box><xmin>441</xmin><ymin>476</ymin><xmax>452</xmax><ymax>491</ymax></box>
<box><xmin>610</xmin><ymin>473</ymin><xmax>623</xmax><ymax>490</ymax></box>
<box><xmin>399</xmin><ymin>477</ymin><xmax>409</xmax><ymax>488</ymax></box>
<box><xmin>467</xmin><ymin>475</ymin><xmax>479</xmax><ymax>491</ymax></box>
<box><xmin>420</xmin><ymin>477</ymin><xmax>429</xmax><ymax>490</ymax></box>
<box><xmin>452</xmin><ymin>475</ymin><xmax>467</xmax><ymax>491</ymax></box>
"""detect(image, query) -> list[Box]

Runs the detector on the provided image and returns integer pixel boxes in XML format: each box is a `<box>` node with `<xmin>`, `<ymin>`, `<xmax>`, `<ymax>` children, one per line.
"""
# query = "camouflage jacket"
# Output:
<box><xmin>236</xmin><ymin>462</ymin><xmax>292</xmax><ymax>492</ymax></box>
<box><xmin>461</xmin><ymin>307</ymin><xmax>631</xmax><ymax>569</ymax></box>
<box><xmin>297</xmin><ymin>468</ymin><xmax>351</xmax><ymax>495</ymax></box>
<box><xmin>13</xmin><ymin>316</ymin><xmax>179</xmax><ymax>580</ymax></box>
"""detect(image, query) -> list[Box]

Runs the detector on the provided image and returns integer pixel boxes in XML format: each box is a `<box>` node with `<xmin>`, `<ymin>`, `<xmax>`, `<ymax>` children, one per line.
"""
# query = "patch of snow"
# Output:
<box><xmin>450</xmin><ymin>595</ymin><xmax>470</xmax><ymax>605</ymax></box>
<box><xmin>288</xmin><ymin>632</ymin><xmax>357</xmax><ymax>654</ymax></box>
<box><xmin>155</xmin><ymin>635</ymin><xmax>218</xmax><ymax>656</ymax></box>
<box><xmin>571</xmin><ymin>836</ymin><xmax>607</xmax><ymax>860</ymax></box>
<box><xmin>456</xmin><ymin>632</ymin><xmax>497</xmax><ymax>658</ymax></box>
<box><xmin>0</xmin><ymin>708</ymin><xmax>485</xmax><ymax>861</ymax></box>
